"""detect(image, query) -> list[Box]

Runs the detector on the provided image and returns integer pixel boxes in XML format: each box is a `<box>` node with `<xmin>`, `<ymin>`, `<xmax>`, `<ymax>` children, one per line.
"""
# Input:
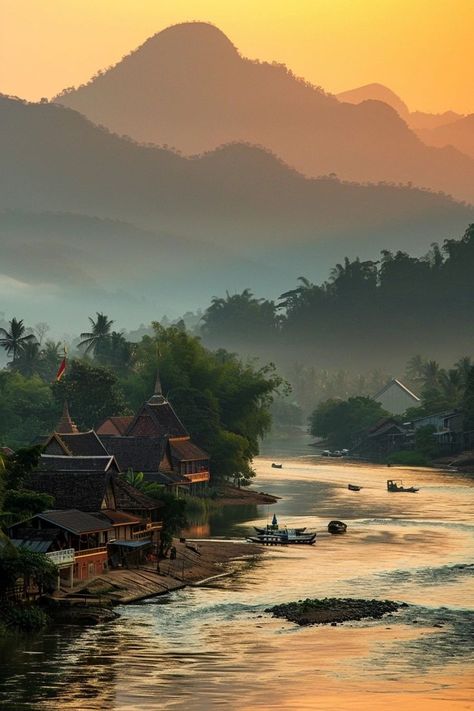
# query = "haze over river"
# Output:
<box><xmin>1</xmin><ymin>446</ymin><xmax>473</xmax><ymax>710</ymax></box>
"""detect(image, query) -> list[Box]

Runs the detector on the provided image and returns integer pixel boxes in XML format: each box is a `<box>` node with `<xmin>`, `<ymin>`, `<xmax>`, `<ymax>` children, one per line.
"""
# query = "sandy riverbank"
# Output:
<box><xmin>51</xmin><ymin>539</ymin><xmax>263</xmax><ymax>612</ymax></box>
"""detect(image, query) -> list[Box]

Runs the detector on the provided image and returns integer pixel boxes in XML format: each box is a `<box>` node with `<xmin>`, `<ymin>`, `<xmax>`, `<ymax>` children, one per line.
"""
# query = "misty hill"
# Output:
<box><xmin>2</xmin><ymin>95</ymin><xmax>472</xmax><ymax>252</ymax></box>
<box><xmin>54</xmin><ymin>22</ymin><xmax>474</xmax><ymax>202</ymax></box>
<box><xmin>0</xmin><ymin>209</ymin><xmax>275</xmax><ymax>328</ymax></box>
<box><xmin>416</xmin><ymin>114</ymin><xmax>474</xmax><ymax>160</ymax></box>
<box><xmin>336</xmin><ymin>82</ymin><xmax>464</xmax><ymax>131</ymax></box>
<box><xmin>337</xmin><ymin>83</ymin><xmax>410</xmax><ymax>121</ymax></box>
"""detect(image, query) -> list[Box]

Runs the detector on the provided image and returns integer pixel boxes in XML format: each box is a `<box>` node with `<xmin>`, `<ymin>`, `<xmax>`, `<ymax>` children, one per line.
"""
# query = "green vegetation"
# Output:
<box><xmin>199</xmin><ymin>225</ymin><xmax>474</xmax><ymax>372</ymax></box>
<box><xmin>1</xmin><ymin>322</ymin><xmax>283</xmax><ymax>485</ymax></box>
<box><xmin>309</xmin><ymin>397</ymin><xmax>387</xmax><ymax>449</ymax></box>
<box><xmin>0</xmin><ymin>446</ymin><xmax>53</xmax><ymax>527</ymax></box>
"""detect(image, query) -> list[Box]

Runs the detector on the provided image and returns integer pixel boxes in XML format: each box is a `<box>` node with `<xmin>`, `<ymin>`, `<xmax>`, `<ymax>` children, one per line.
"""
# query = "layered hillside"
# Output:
<box><xmin>54</xmin><ymin>22</ymin><xmax>474</xmax><ymax>202</ymax></box>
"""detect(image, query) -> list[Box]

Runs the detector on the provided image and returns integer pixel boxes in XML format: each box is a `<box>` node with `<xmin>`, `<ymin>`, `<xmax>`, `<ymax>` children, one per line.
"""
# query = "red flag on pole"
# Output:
<box><xmin>55</xmin><ymin>346</ymin><xmax>67</xmax><ymax>381</ymax></box>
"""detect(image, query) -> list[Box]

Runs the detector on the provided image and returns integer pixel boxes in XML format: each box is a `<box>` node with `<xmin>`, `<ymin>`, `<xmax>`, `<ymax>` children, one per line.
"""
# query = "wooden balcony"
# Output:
<box><xmin>75</xmin><ymin>546</ymin><xmax>107</xmax><ymax>557</ymax></box>
<box><xmin>184</xmin><ymin>470</ymin><xmax>210</xmax><ymax>484</ymax></box>
<box><xmin>45</xmin><ymin>548</ymin><xmax>75</xmax><ymax>566</ymax></box>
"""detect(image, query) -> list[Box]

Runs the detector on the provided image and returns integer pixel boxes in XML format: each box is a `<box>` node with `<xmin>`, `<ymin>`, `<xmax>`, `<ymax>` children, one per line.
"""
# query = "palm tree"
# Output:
<box><xmin>406</xmin><ymin>355</ymin><xmax>427</xmax><ymax>383</ymax></box>
<box><xmin>11</xmin><ymin>341</ymin><xmax>42</xmax><ymax>377</ymax></box>
<box><xmin>0</xmin><ymin>318</ymin><xmax>36</xmax><ymax>361</ymax></box>
<box><xmin>454</xmin><ymin>356</ymin><xmax>473</xmax><ymax>386</ymax></box>
<box><xmin>78</xmin><ymin>313</ymin><xmax>114</xmax><ymax>356</ymax></box>
<box><xmin>421</xmin><ymin>360</ymin><xmax>442</xmax><ymax>390</ymax></box>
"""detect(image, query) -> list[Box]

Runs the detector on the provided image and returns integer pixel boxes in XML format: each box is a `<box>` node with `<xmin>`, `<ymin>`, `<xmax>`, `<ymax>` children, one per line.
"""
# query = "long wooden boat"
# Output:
<box><xmin>254</xmin><ymin>525</ymin><xmax>307</xmax><ymax>535</ymax></box>
<box><xmin>248</xmin><ymin>531</ymin><xmax>317</xmax><ymax>545</ymax></box>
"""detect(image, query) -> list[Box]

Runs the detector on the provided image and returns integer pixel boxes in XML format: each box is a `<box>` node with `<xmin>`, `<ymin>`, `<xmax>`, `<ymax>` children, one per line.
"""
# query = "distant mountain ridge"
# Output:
<box><xmin>336</xmin><ymin>82</ymin><xmax>474</xmax><ymax>160</ymax></box>
<box><xmin>54</xmin><ymin>22</ymin><xmax>474</xmax><ymax>202</ymax></box>
<box><xmin>1</xmin><ymin>93</ymin><xmax>473</xmax><ymax>331</ymax></box>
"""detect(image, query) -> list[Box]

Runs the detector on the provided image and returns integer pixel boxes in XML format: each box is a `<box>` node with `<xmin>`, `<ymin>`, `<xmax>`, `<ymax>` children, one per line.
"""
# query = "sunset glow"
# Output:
<box><xmin>1</xmin><ymin>0</ymin><xmax>472</xmax><ymax>113</ymax></box>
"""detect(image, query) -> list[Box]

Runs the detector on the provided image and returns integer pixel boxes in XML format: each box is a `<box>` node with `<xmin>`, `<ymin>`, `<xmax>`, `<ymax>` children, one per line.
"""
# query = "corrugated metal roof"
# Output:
<box><xmin>11</xmin><ymin>539</ymin><xmax>53</xmax><ymax>553</ymax></box>
<box><xmin>109</xmin><ymin>539</ymin><xmax>152</xmax><ymax>549</ymax></box>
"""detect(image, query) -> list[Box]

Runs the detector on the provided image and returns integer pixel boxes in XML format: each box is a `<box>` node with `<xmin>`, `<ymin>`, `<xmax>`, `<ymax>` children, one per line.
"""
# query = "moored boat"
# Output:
<box><xmin>254</xmin><ymin>514</ymin><xmax>306</xmax><ymax>536</ymax></box>
<box><xmin>348</xmin><ymin>484</ymin><xmax>361</xmax><ymax>491</ymax></box>
<box><xmin>328</xmin><ymin>520</ymin><xmax>347</xmax><ymax>534</ymax></box>
<box><xmin>387</xmin><ymin>479</ymin><xmax>419</xmax><ymax>493</ymax></box>
<box><xmin>249</xmin><ymin>531</ymin><xmax>316</xmax><ymax>545</ymax></box>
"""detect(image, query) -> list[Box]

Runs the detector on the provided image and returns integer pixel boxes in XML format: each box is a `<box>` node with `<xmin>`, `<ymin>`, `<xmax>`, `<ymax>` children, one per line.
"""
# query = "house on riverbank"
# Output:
<box><xmin>8</xmin><ymin>509</ymin><xmax>113</xmax><ymax>587</ymax></box>
<box><xmin>373</xmin><ymin>378</ymin><xmax>420</xmax><ymax>415</ymax></box>
<box><xmin>97</xmin><ymin>373</ymin><xmax>211</xmax><ymax>493</ymax></box>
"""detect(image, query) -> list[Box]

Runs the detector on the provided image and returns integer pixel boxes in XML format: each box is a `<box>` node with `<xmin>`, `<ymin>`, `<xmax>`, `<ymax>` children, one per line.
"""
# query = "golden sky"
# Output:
<box><xmin>1</xmin><ymin>0</ymin><xmax>473</xmax><ymax>113</ymax></box>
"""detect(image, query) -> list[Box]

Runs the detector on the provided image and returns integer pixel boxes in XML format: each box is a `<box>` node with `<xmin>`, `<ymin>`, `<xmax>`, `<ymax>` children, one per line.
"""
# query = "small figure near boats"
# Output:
<box><xmin>348</xmin><ymin>484</ymin><xmax>362</xmax><ymax>491</ymax></box>
<box><xmin>328</xmin><ymin>520</ymin><xmax>347</xmax><ymax>534</ymax></box>
<box><xmin>387</xmin><ymin>479</ymin><xmax>419</xmax><ymax>493</ymax></box>
<box><xmin>271</xmin><ymin>462</ymin><xmax>283</xmax><ymax>469</ymax></box>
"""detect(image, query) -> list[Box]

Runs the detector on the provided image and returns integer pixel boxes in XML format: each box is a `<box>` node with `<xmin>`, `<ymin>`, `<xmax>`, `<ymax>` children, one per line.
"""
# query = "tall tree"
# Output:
<box><xmin>78</xmin><ymin>312</ymin><xmax>114</xmax><ymax>357</ymax></box>
<box><xmin>0</xmin><ymin>318</ymin><xmax>36</xmax><ymax>361</ymax></box>
<box><xmin>53</xmin><ymin>359</ymin><xmax>129</xmax><ymax>429</ymax></box>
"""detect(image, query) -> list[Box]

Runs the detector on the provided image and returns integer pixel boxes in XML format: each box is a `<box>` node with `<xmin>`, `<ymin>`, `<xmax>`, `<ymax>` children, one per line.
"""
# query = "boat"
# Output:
<box><xmin>271</xmin><ymin>463</ymin><xmax>283</xmax><ymax>469</ymax></box>
<box><xmin>348</xmin><ymin>484</ymin><xmax>362</xmax><ymax>491</ymax></box>
<box><xmin>254</xmin><ymin>525</ymin><xmax>306</xmax><ymax>535</ymax></box>
<box><xmin>387</xmin><ymin>479</ymin><xmax>419</xmax><ymax>493</ymax></box>
<box><xmin>328</xmin><ymin>520</ymin><xmax>347</xmax><ymax>534</ymax></box>
<box><xmin>248</xmin><ymin>531</ymin><xmax>317</xmax><ymax>545</ymax></box>
<box><xmin>254</xmin><ymin>513</ymin><xmax>306</xmax><ymax>536</ymax></box>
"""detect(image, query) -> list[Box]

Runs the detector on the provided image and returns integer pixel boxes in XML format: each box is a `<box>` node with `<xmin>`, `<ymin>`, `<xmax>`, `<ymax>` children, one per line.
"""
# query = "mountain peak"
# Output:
<box><xmin>134</xmin><ymin>22</ymin><xmax>239</xmax><ymax>63</ymax></box>
<box><xmin>337</xmin><ymin>83</ymin><xmax>410</xmax><ymax>119</ymax></box>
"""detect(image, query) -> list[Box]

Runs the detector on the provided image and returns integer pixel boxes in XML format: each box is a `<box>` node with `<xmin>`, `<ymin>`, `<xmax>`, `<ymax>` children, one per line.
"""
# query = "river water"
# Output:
<box><xmin>1</xmin><ymin>451</ymin><xmax>473</xmax><ymax>710</ymax></box>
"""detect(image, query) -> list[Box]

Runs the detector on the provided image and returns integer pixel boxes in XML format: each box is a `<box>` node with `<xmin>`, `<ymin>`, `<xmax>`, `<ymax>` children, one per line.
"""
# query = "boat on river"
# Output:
<box><xmin>387</xmin><ymin>479</ymin><xmax>419</xmax><ymax>493</ymax></box>
<box><xmin>254</xmin><ymin>525</ymin><xmax>306</xmax><ymax>535</ymax></box>
<box><xmin>248</xmin><ymin>531</ymin><xmax>317</xmax><ymax>545</ymax></box>
<box><xmin>348</xmin><ymin>484</ymin><xmax>362</xmax><ymax>491</ymax></box>
<box><xmin>271</xmin><ymin>463</ymin><xmax>283</xmax><ymax>469</ymax></box>
<box><xmin>254</xmin><ymin>514</ymin><xmax>306</xmax><ymax>536</ymax></box>
<box><xmin>328</xmin><ymin>520</ymin><xmax>347</xmax><ymax>534</ymax></box>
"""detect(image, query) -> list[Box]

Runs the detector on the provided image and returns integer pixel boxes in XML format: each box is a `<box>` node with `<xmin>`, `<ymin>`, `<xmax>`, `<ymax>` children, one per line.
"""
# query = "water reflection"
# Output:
<box><xmin>1</xmin><ymin>455</ymin><xmax>473</xmax><ymax>710</ymax></box>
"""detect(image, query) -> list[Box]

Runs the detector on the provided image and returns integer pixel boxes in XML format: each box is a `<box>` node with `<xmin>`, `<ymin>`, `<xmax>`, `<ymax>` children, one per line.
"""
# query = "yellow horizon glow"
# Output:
<box><xmin>0</xmin><ymin>0</ymin><xmax>472</xmax><ymax>114</ymax></box>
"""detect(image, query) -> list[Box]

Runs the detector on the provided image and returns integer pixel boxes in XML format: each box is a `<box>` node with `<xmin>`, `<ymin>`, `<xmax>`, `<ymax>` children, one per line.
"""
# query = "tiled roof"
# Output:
<box><xmin>96</xmin><ymin>416</ymin><xmax>133</xmax><ymax>435</ymax></box>
<box><xmin>38</xmin><ymin>454</ymin><xmax>119</xmax><ymax>473</ymax></box>
<box><xmin>143</xmin><ymin>471</ymin><xmax>191</xmax><ymax>486</ymax></box>
<box><xmin>113</xmin><ymin>477</ymin><xmax>164</xmax><ymax>511</ymax></box>
<box><xmin>96</xmin><ymin>509</ymin><xmax>143</xmax><ymax>526</ymax></box>
<box><xmin>99</xmin><ymin>435</ymin><xmax>167</xmax><ymax>473</ymax></box>
<box><xmin>27</xmin><ymin>471</ymin><xmax>114</xmax><ymax>511</ymax></box>
<box><xmin>127</xmin><ymin>401</ymin><xmax>188</xmax><ymax>438</ymax></box>
<box><xmin>37</xmin><ymin>509</ymin><xmax>113</xmax><ymax>534</ymax></box>
<box><xmin>171</xmin><ymin>439</ymin><xmax>209</xmax><ymax>461</ymax></box>
<box><xmin>56</xmin><ymin>431</ymin><xmax>109</xmax><ymax>456</ymax></box>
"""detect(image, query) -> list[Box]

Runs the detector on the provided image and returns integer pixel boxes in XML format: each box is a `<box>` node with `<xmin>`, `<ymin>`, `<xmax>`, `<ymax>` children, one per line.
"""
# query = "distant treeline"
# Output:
<box><xmin>199</xmin><ymin>224</ymin><xmax>474</xmax><ymax>369</ymax></box>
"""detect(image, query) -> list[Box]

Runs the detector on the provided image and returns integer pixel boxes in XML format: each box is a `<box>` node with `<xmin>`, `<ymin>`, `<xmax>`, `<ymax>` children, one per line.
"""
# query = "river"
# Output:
<box><xmin>1</xmin><ymin>452</ymin><xmax>473</xmax><ymax>710</ymax></box>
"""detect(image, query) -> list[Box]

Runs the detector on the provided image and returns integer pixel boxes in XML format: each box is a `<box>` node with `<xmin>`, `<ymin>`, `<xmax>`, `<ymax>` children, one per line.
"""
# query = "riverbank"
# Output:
<box><xmin>49</xmin><ymin>539</ymin><xmax>263</xmax><ymax>616</ymax></box>
<box><xmin>217</xmin><ymin>484</ymin><xmax>279</xmax><ymax>505</ymax></box>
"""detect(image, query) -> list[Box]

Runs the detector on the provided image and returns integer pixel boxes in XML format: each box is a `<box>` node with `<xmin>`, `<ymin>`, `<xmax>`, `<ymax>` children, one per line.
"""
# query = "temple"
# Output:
<box><xmin>97</xmin><ymin>372</ymin><xmax>211</xmax><ymax>492</ymax></box>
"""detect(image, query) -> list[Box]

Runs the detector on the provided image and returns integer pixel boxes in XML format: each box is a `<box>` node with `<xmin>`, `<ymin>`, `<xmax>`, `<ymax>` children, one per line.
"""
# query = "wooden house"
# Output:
<box><xmin>97</xmin><ymin>373</ymin><xmax>210</xmax><ymax>492</ymax></box>
<box><xmin>8</xmin><ymin>509</ymin><xmax>114</xmax><ymax>584</ymax></box>
<box><xmin>374</xmin><ymin>379</ymin><xmax>420</xmax><ymax>415</ymax></box>
<box><xmin>28</xmin><ymin>456</ymin><xmax>163</xmax><ymax>542</ymax></box>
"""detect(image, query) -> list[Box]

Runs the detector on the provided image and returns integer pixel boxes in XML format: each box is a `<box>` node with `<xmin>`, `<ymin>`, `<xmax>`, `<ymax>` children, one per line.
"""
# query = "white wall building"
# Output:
<box><xmin>373</xmin><ymin>378</ymin><xmax>420</xmax><ymax>415</ymax></box>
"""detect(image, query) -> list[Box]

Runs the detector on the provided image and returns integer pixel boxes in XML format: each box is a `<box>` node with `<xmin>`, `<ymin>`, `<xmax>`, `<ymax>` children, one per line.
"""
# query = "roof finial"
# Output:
<box><xmin>148</xmin><ymin>351</ymin><xmax>166</xmax><ymax>404</ymax></box>
<box><xmin>56</xmin><ymin>401</ymin><xmax>79</xmax><ymax>434</ymax></box>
